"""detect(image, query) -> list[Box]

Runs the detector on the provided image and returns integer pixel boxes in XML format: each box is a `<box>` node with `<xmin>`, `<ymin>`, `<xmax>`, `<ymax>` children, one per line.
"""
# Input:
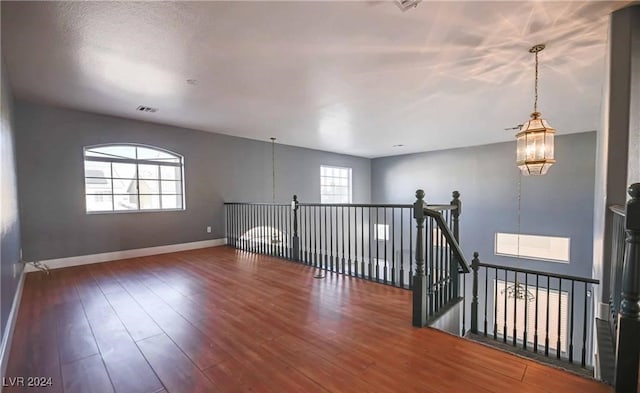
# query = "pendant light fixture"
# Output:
<box><xmin>516</xmin><ymin>44</ymin><xmax>556</xmax><ymax>176</ymax></box>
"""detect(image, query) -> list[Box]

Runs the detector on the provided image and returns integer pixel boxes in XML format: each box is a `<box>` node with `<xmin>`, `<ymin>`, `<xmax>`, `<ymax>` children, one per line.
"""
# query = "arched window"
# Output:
<box><xmin>83</xmin><ymin>144</ymin><xmax>185</xmax><ymax>213</ymax></box>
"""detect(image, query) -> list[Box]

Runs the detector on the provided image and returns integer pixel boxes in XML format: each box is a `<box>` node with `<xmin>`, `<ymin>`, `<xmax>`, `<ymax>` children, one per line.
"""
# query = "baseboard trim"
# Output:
<box><xmin>0</xmin><ymin>269</ymin><xmax>25</xmax><ymax>388</ymax></box>
<box><xmin>24</xmin><ymin>238</ymin><xmax>227</xmax><ymax>272</ymax></box>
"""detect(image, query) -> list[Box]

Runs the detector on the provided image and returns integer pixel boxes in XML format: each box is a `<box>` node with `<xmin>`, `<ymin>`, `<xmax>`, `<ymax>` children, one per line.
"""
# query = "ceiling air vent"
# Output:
<box><xmin>136</xmin><ymin>105</ymin><xmax>158</xmax><ymax>113</ymax></box>
<box><xmin>395</xmin><ymin>0</ymin><xmax>421</xmax><ymax>11</ymax></box>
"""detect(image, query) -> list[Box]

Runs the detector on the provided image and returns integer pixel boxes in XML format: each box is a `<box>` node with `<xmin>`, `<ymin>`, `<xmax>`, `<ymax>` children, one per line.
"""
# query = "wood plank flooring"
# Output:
<box><xmin>4</xmin><ymin>246</ymin><xmax>612</xmax><ymax>393</ymax></box>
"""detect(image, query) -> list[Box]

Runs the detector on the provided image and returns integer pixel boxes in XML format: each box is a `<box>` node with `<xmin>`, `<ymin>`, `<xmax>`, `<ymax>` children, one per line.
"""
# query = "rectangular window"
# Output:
<box><xmin>495</xmin><ymin>233</ymin><xmax>570</xmax><ymax>263</ymax></box>
<box><xmin>320</xmin><ymin>165</ymin><xmax>352</xmax><ymax>204</ymax></box>
<box><xmin>84</xmin><ymin>144</ymin><xmax>185</xmax><ymax>213</ymax></box>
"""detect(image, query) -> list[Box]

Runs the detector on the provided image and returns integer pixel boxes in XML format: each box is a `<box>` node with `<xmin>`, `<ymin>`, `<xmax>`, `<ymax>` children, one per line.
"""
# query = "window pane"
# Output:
<box><xmin>112</xmin><ymin>163</ymin><xmax>136</xmax><ymax>179</ymax></box>
<box><xmin>85</xmin><ymin>178</ymin><xmax>112</xmax><ymax>194</ymax></box>
<box><xmin>161</xmin><ymin>194</ymin><xmax>183</xmax><ymax>209</ymax></box>
<box><xmin>495</xmin><ymin>233</ymin><xmax>570</xmax><ymax>262</ymax></box>
<box><xmin>86</xmin><ymin>145</ymin><xmax>136</xmax><ymax>160</ymax></box>
<box><xmin>138</xmin><ymin>164</ymin><xmax>159</xmax><ymax>179</ymax></box>
<box><xmin>139</xmin><ymin>194</ymin><xmax>161</xmax><ymax>210</ymax></box>
<box><xmin>160</xmin><ymin>166</ymin><xmax>181</xmax><ymax>180</ymax></box>
<box><xmin>84</xmin><ymin>161</ymin><xmax>110</xmax><ymax>178</ymax></box>
<box><xmin>114</xmin><ymin>194</ymin><xmax>138</xmax><ymax>211</ymax></box>
<box><xmin>86</xmin><ymin>194</ymin><xmax>113</xmax><ymax>212</ymax></box>
<box><xmin>84</xmin><ymin>144</ymin><xmax>185</xmax><ymax>213</ymax></box>
<box><xmin>112</xmin><ymin>178</ymin><xmax>136</xmax><ymax>194</ymax></box>
<box><xmin>137</xmin><ymin>146</ymin><xmax>180</xmax><ymax>162</ymax></box>
<box><xmin>160</xmin><ymin>180</ymin><xmax>181</xmax><ymax>194</ymax></box>
<box><xmin>139</xmin><ymin>179</ymin><xmax>160</xmax><ymax>193</ymax></box>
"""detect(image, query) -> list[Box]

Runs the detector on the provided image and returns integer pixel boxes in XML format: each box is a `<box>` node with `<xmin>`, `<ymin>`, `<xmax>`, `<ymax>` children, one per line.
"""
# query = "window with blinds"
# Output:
<box><xmin>494</xmin><ymin>279</ymin><xmax>568</xmax><ymax>353</ymax></box>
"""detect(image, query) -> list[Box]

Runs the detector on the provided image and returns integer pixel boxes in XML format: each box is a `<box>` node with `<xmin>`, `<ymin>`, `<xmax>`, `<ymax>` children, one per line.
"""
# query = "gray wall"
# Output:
<box><xmin>0</xmin><ymin>60</ymin><xmax>23</xmax><ymax>340</ymax></box>
<box><xmin>14</xmin><ymin>101</ymin><xmax>371</xmax><ymax>261</ymax></box>
<box><xmin>593</xmin><ymin>5</ymin><xmax>640</xmax><ymax>317</ymax></box>
<box><xmin>371</xmin><ymin>132</ymin><xmax>597</xmax><ymax>279</ymax></box>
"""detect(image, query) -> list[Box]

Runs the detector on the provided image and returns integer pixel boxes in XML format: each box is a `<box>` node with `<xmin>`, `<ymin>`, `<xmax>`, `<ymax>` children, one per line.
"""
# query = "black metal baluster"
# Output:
<box><xmin>336</xmin><ymin>206</ymin><xmax>344</xmax><ymax>274</ymax></box>
<box><xmin>246</xmin><ymin>204</ymin><xmax>251</xmax><ymax>253</ymax></box>
<box><xmin>242</xmin><ymin>204</ymin><xmax>246</xmax><ymax>252</ymax></box>
<box><xmin>557</xmin><ymin>278</ymin><xmax>562</xmax><ymax>360</ymax></box>
<box><xmin>348</xmin><ymin>206</ymin><xmax>352</xmax><ymax>276</ymax></box>
<box><xmin>545</xmin><ymin>276</ymin><xmax>550</xmax><ymax>357</ymax></box>
<box><xmin>409</xmin><ymin>210</ymin><xmax>413</xmax><ymax>289</ymax></box>
<box><xmin>484</xmin><ymin>267</ymin><xmax>488</xmax><ymax>336</ymax></box>
<box><xmin>400</xmin><ymin>209</ymin><xmax>404</xmax><ymax>288</ymax></box>
<box><xmin>383</xmin><ymin>207</ymin><xmax>388</xmax><ymax>284</ymax></box>
<box><xmin>392</xmin><ymin>208</ymin><xmax>395</xmax><ymax>286</ymax></box>
<box><xmin>375</xmin><ymin>207</ymin><xmax>380</xmax><ymax>282</ymax></box>
<box><xmin>228</xmin><ymin>205</ymin><xmax>232</xmax><ymax>247</ymax></box>
<box><xmin>429</xmin><ymin>217</ymin><xmax>435</xmax><ymax>315</ymax></box>
<box><xmin>342</xmin><ymin>206</ymin><xmax>346</xmax><ymax>274</ymax></box>
<box><xmin>361</xmin><ymin>206</ymin><xmax>365</xmax><ymax>278</ymax></box>
<box><xmin>513</xmin><ymin>272</ymin><xmax>518</xmax><ymax>347</ymax></box>
<box><xmin>327</xmin><ymin>206</ymin><xmax>337</xmax><ymax>271</ymax></box>
<box><xmin>494</xmin><ymin>267</ymin><xmax>498</xmax><ymax>340</ymax></box>
<box><xmin>438</xmin><ymin>218</ymin><xmax>443</xmax><ymax>309</ymax></box>
<box><xmin>253</xmin><ymin>205</ymin><xmax>257</xmax><ymax>253</ymax></box>
<box><xmin>335</xmin><ymin>206</ymin><xmax>339</xmax><ymax>272</ymax></box>
<box><xmin>313</xmin><ymin>206</ymin><xmax>318</xmax><ymax>267</ymax></box>
<box><xmin>442</xmin><ymin>210</ymin><xmax>453</xmax><ymax>303</ymax></box>
<box><xmin>503</xmin><ymin>270</ymin><xmax>508</xmax><ymax>343</ymax></box>
<box><xmin>238</xmin><ymin>205</ymin><xmax>242</xmax><ymax>251</ymax></box>
<box><xmin>368</xmin><ymin>208</ymin><xmax>372</xmax><ymax>281</ymax></box>
<box><xmin>523</xmin><ymin>273</ymin><xmax>528</xmax><ymax>350</ymax></box>
<box><xmin>581</xmin><ymin>284</ymin><xmax>587</xmax><ymax>367</ymax></box>
<box><xmin>569</xmin><ymin>280</ymin><xmax>575</xmax><ymax>363</ymax></box>
<box><xmin>322</xmin><ymin>206</ymin><xmax>331</xmax><ymax>270</ymax></box>
<box><xmin>534</xmin><ymin>274</ymin><xmax>539</xmax><ymax>353</ymax></box>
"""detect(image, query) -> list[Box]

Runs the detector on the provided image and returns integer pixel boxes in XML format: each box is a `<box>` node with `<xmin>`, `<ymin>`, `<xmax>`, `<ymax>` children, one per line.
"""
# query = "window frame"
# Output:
<box><xmin>494</xmin><ymin>232</ymin><xmax>570</xmax><ymax>263</ymax></box>
<box><xmin>320</xmin><ymin>165</ymin><xmax>353</xmax><ymax>204</ymax></box>
<box><xmin>83</xmin><ymin>143</ymin><xmax>186</xmax><ymax>214</ymax></box>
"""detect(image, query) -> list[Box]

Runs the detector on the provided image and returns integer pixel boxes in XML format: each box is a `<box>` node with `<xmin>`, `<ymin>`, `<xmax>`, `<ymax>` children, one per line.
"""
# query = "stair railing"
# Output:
<box><xmin>613</xmin><ymin>183</ymin><xmax>640</xmax><ymax>392</ymax></box>
<box><xmin>412</xmin><ymin>189</ymin><xmax>469</xmax><ymax>328</ymax></box>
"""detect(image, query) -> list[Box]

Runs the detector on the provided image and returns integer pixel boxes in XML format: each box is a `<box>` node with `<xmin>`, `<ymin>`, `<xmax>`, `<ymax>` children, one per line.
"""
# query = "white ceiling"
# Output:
<box><xmin>1</xmin><ymin>1</ymin><xmax>630</xmax><ymax>158</ymax></box>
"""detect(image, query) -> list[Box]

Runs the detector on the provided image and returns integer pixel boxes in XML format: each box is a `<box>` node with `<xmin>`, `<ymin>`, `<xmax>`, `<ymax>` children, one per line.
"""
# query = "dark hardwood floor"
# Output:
<box><xmin>4</xmin><ymin>246</ymin><xmax>612</xmax><ymax>393</ymax></box>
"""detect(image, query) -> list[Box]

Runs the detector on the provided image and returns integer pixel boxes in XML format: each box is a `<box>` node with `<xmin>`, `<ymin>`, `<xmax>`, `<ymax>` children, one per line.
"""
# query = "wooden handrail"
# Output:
<box><xmin>609</xmin><ymin>204</ymin><xmax>626</xmax><ymax>217</ymax></box>
<box><xmin>224</xmin><ymin>201</ymin><xmax>459</xmax><ymax>211</ymax></box>
<box><xmin>475</xmin><ymin>261</ymin><xmax>599</xmax><ymax>284</ymax></box>
<box><xmin>424</xmin><ymin>207</ymin><xmax>470</xmax><ymax>273</ymax></box>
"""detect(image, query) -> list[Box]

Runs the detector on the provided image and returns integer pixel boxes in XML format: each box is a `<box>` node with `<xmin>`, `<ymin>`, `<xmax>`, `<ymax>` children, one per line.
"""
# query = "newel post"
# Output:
<box><xmin>413</xmin><ymin>189</ymin><xmax>428</xmax><ymax>327</ymax></box>
<box><xmin>451</xmin><ymin>191</ymin><xmax>461</xmax><ymax>243</ymax></box>
<box><xmin>614</xmin><ymin>183</ymin><xmax>640</xmax><ymax>392</ymax></box>
<box><xmin>450</xmin><ymin>191</ymin><xmax>462</xmax><ymax>300</ymax></box>
<box><xmin>471</xmin><ymin>252</ymin><xmax>480</xmax><ymax>334</ymax></box>
<box><xmin>292</xmin><ymin>195</ymin><xmax>300</xmax><ymax>262</ymax></box>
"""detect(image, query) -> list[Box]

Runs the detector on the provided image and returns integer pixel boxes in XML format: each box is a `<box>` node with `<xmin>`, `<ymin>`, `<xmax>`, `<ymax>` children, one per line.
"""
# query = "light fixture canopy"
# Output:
<box><xmin>516</xmin><ymin>44</ymin><xmax>556</xmax><ymax>176</ymax></box>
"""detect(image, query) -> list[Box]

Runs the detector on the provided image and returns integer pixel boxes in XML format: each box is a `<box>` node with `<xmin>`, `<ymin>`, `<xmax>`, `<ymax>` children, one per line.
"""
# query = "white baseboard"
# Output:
<box><xmin>0</xmin><ymin>269</ymin><xmax>25</xmax><ymax>388</ymax></box>
<box><xmin>24</xmin><ymin>238</ymin><xmax>227</xmax><ymax>272</ymax></box>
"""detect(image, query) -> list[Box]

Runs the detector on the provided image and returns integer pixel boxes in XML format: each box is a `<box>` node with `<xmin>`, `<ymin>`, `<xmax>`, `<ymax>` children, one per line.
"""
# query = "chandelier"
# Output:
<box><xmin>516</xmin><ymin>44</ymin><xmax>556</xmax><ymax>176</ymax></box>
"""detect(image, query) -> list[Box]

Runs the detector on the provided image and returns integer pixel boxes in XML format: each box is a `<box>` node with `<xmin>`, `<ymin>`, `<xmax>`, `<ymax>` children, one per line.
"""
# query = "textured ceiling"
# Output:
<box><xmin>0</xmin><ymin>1</ymin><xmax>629</xmax><ymax>157</ymax></box>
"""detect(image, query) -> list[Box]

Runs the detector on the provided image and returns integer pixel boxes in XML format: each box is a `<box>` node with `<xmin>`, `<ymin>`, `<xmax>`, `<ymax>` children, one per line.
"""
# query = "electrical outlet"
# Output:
<box><xmin>12</xmin><ymin>263</ymin><xmax>19</xmax><ymax>278</ymax></box>
<box><xmin>207</xmin><ymin>226</ymin><xmax>212</xmax><ymax>233</ymax></box>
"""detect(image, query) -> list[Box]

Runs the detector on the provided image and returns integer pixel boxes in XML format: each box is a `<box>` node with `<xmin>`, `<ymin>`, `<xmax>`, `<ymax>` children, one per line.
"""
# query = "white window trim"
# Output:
<box><xmin>320</xmin><ymin>165</ymin><xmax>352</xmax><ymax>204</ymax></box>
<box><xmin>494</xmin><ymin>233</ymin><xmax>570</xmax><ymax>263</ymax></box>
<box><xmin>83</xmin><ymin>143</ymin><xmax>186</xmax><ymax>214</ymax></box>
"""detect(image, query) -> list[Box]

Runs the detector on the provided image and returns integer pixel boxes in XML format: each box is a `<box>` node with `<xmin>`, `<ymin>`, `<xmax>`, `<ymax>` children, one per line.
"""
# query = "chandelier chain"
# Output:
<box><xmin>534</xmin><ymin>49</ymin><xmax>539</xmax><ymax>114</ymax></box>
